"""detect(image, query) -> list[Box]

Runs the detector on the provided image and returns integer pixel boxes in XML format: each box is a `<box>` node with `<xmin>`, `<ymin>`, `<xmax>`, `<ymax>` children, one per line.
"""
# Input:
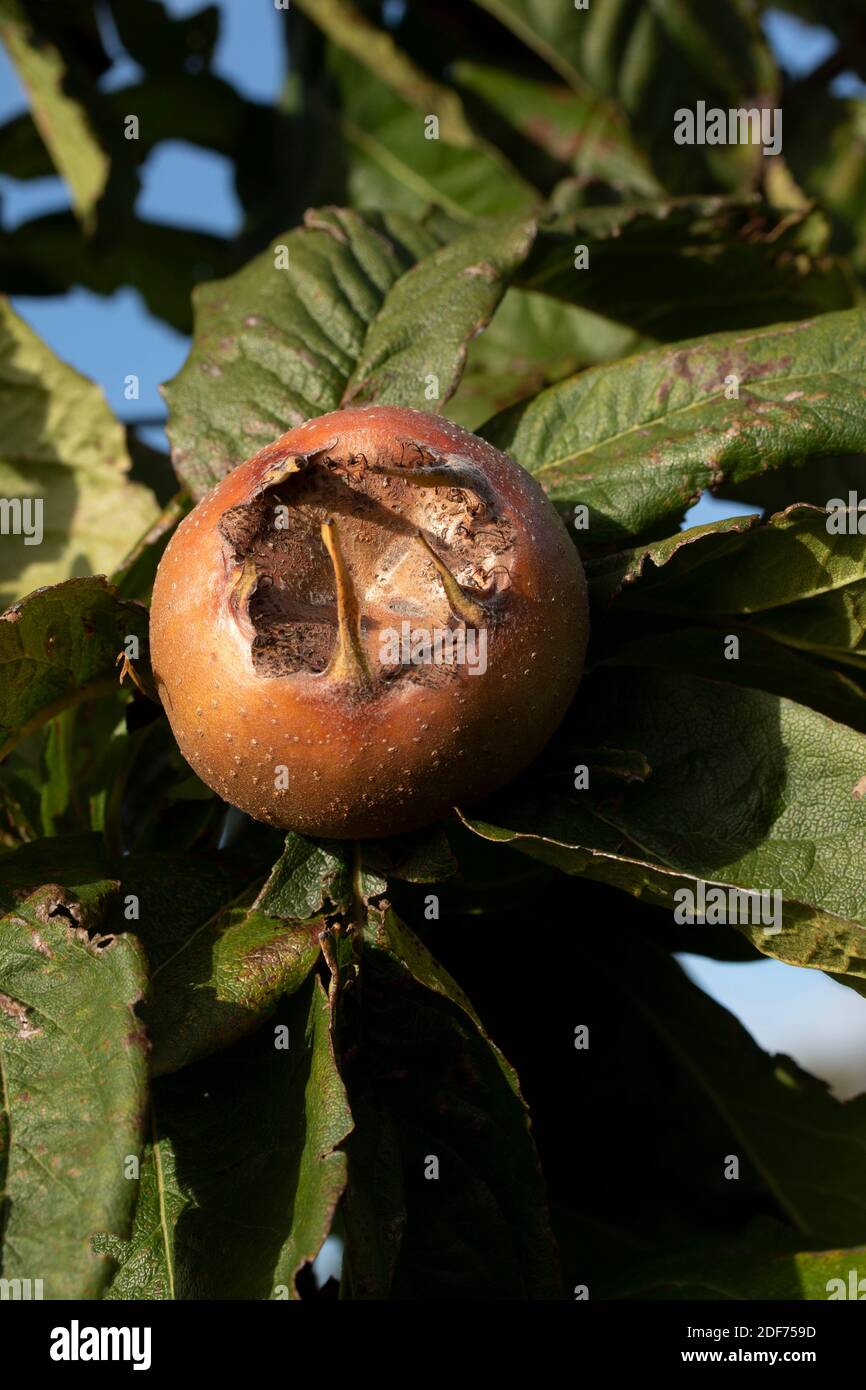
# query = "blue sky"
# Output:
<box><xmin>2</xmin><ymin>1</ymin><xmax>865</xmax><ymax>1093</ymax></box>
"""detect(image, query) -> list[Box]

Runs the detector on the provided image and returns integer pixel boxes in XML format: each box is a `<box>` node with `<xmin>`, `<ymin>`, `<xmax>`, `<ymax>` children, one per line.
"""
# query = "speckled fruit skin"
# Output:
<box><xmin>149</xmin><ymin>405</ymin><xmax>588</xmax><ymax>838</ymax></box>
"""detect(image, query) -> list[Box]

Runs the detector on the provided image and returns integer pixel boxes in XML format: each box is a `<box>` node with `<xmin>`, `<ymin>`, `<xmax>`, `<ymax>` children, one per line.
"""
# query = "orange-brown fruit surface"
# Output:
<box><xmin>150</xmin><ymin>406</ymin><xmax>588</xmax><ymax>838</ymax></box>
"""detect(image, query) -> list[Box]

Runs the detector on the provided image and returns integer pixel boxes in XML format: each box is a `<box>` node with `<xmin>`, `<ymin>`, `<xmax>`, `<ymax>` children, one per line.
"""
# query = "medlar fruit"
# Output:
<box><xmin>150</xmin><ymin>406</ymin><xmax>587</xmax><ymax>838</ymax></box>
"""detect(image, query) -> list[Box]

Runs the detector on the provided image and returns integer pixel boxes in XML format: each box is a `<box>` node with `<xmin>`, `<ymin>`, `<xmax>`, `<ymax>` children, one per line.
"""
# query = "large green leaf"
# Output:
<box><xmin>595</xmin><ymin>624</ymin><xmax>866</xmax><ymax>738</ymax></box>
<box><xmin>0</xmin><ymin>0</ymin><xmax>108</xmax><ymax>225</ymax></box>
<box><xmin>0</xmin><ymin>577</ymin><xmax>148</xmax><ymax>763</ymax></box>
<box><xmin>0</xmin><ymin>831</ymin><xmax>325</xmax><ymax>1076</ymax></box>
<box><xmin>94</xmin><ymin>1115</ymin><xmax>187</xmax><ymax>1301</ymax></box>
<box><xmin>337</xmin><ymin>905</ymin><xmax>559</xmax><ymax>1299</ymax></box>
<box><xmin>100</xmin><ymin>977</ymin><xmax>352</xmax><ymax>1300</ymax></box>
<box><xmin>0</xmin><ymin>886</ymin><xmax>148</xmax><ymax>1299</ymax></box>
<box><xmin>344</xmin><ymin>215</ymin><xmax>535</xmax><ymax>408</ymax></box>
<box><xmin>484</xmin><ymin>308</ymin><xmax>866</xmax><ymax>544</ymax></box>
<box><xmin>647</xmin><ymin>0</ymin><xmax>778</xmax><ymax>102</ymax></box>
<box><xmin>0</xmin><ymin>301</ymin><xmax>159</xmax><ymax>604</ymax></box>
<box><xmin>164</xmin><ymin>207</ymin><xmax>535</xmax><ymax>498</ymax></box>
<box><xmin>462</xmin><ymin>667</ymin><xmax>866</xmax><ymax>993</ymax></box>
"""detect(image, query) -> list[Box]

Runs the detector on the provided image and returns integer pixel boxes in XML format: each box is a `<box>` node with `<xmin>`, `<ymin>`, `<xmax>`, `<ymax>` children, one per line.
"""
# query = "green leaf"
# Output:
<box><xmin>469</xmin><ymin>0</ymin><xmax>778</xmax><ymax>192</ymax></box>
<box><xmin>327</xmin><ymin>45</ymin><xmax>536</xmax><ymax>221</ymax></box>
<box><xmin>0</xmin><ymin>577</ymin><xmax>148</xmax><ymax>763</ymax></box>
<box><xmin>0</xmin><ymin>831</ymin><xmax>119</xmax><ymax>915</ymax></box>
<box><xmin>586</xmin><ymin>510</ymin><xmax>762</xmax><ymax>606</ymax></box>
<box><xmin>0</xmin><ymin>836</ymin><xmax>318</xmax><ymax>1080</ymax></box>
<box><xmin>590</xmin><ymin>504</ymin><xmax>866</xmax><ymax>673</ymax></box>
<box><xmin>462</xmin><ymin>668</ymin><xmax>866</xmax><ymax>993</ymax></box>
<box><xmin>295</xmin><ymin>0</ymin><xmax>534</xmax><ymax>205</ymax></box>
<box><xmin>454</xmin><ymin>61</ymin><xmax>662</xmax><ymax>195</ymax></box>
<box><xmin>103</xmin><ymin>976</ymin><xmax>352</xmax><ymax>1299</ymax></box>
<box><xmin>0</xmin><ymin>888</ymin><xmax>148</xmax><ymax>1299</ymax></box>
<box><xmin>483</xmin><ymin>308</ymin><xmax>866</xmax><ymax>544</ymax></box>
<box><xmin>596</xmin><ymin>625</ymin><xmax>866</xmax><ymax>737</ymax></box>
<box><xmin>362</xmin><ymin>825</ymin><xmax>457</xmax><ymax>887</ymax></box>
<box><xmin>94</xmin><ymin>1112</ymin><xmax>187</xmax><ymax>1301</ymax></box>
<box><xmin>164</xmin><ymin>207</ymin><xmax>535</xmax><ymax>498</ymax></box>
<box><xmin>337</xmin><ymin>905</ymin><xmax>559</xmax><ymax>1299</ymax></box>
<box><xmin>467</xmin><ymin>0</ymin><xmax>656</xmax><ymax>180</ymax></box>
<box><xmin>0</xmin><ymin>301</ymin><xmax>159</xmax><ymax>604</ymax></box>
<box><xmin>649</xmin><ymin>0</ymin><xmax>778</xmax><ymax>102</ymax></box>
<box><xmin>446</xmin><ymin>286</ymin><xmax>647</xmax><ymax>431</ymax></box>
<box><xmin>343</xmin><ymin>215</ymin><xmax>536</xmax><ymax>408</ymax></box>
<box><xmin>0</xmin><ymin>0</ymin><xmax>108</xmax><ymax>225</ymax></box>
<box><xmin>141</xmin><ymin>842</ymin><xmax>325</xmax><ymax>1077</ymax></box>
<box><xmin>470</xmin><ymin>0</ymin><xmax>594</xmax><ymax>88</ymax></box>
<box><xmin>574</xmin><ymin>0</ymin><xmax>777</xmax><ymax>192</ymax></box>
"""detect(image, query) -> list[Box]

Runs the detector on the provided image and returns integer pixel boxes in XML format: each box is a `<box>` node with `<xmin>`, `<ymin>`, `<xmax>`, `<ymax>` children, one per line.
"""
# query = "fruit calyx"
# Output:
<box><xmin>217</xmin><ymin>438</ymin><xmax>515</xmax><ymax>693</ymax></box>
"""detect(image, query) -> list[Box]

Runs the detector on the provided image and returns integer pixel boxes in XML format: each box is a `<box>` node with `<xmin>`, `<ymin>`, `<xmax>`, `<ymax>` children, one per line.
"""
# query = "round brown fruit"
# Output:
<box><xmin>149</xmin><ymin>405</ymin><xmax>588</xmax><ymax>838</ymax></box>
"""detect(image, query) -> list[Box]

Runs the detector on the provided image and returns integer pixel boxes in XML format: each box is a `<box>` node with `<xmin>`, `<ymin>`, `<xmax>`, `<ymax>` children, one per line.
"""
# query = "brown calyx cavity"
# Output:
<box><xmin>218</xmin><ymin>440</ymin><xmax>516</xmax><ymax>689</ymax></box>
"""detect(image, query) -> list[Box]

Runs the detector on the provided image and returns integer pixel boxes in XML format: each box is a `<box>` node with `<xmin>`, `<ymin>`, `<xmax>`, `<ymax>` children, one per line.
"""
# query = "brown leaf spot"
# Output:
<box><xmin>462</xmin><ymin>261</ymin><xmax>498</xmax><ymax>282</ymax></box>
<box><xmin>0</xmin><ymin>992</ymin><xmax>42</xmax><ymax>1040</ymax></box>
